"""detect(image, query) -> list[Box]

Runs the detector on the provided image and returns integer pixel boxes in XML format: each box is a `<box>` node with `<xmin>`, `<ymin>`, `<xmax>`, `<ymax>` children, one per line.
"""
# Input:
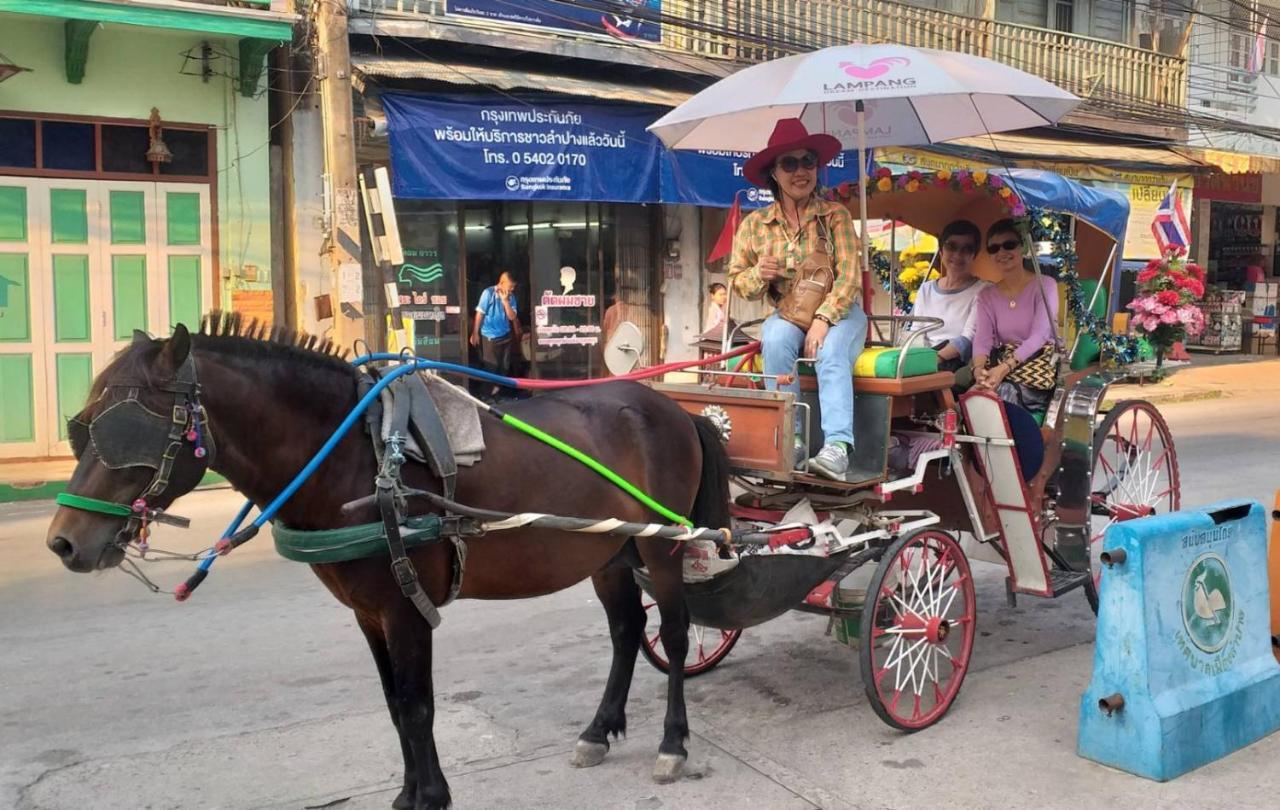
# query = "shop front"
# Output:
<box><xmin>378</xmin><ymin>90</ymin><xmax>865</xmax><ymax>379</ymax></box>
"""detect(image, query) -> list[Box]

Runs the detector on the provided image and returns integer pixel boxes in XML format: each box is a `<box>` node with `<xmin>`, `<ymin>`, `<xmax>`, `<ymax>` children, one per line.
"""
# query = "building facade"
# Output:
<box><xmin>0</xmin><ymin>1</ymin><xmax>295</xmax><ymax>459</ymax></box>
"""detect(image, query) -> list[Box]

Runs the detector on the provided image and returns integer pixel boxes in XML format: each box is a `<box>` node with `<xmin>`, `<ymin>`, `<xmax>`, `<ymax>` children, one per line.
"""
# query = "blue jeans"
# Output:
<box><xmin>762</xmin><ymin>309</ymin><xmax>868</xmax><ymax>447</ymax></box>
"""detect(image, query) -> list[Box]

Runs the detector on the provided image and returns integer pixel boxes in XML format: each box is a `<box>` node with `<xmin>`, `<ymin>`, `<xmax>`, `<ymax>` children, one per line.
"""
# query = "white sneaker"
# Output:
<box><xmin>808</xmin><ymin>443</ymin><xmax>850</xmax><ymax>480</ymax></box>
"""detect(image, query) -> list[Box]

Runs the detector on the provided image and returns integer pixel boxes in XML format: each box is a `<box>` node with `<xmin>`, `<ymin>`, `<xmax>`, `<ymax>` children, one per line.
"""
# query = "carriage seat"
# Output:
<box><xmin>798</xmin><ymin>347</ymin><xmax>955</xmax><ymax>396</ymax></box>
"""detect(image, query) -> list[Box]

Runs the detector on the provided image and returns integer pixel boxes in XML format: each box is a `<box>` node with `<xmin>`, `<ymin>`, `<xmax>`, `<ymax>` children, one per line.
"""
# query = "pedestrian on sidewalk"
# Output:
<box><xmin>471</xmin><ymin>271</ymin><xmax>522</xmax><ymax>396</ymax></box>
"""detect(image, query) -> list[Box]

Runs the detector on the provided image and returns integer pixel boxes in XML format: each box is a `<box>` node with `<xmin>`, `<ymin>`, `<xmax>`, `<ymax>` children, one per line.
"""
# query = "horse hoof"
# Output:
<box><xmin>571</xmin><ymin>740</ymin><xmax>609</xmax><ymax>768</ymax></box>
<box><xmin>391</xmin><ymin>789</ymin><xmax>413</xmax><ymax>810</ymax></box>
<box><xmin>652</xmin><ymin>753</ymin><xmax>686</xmax><ymax>784</ymax></box>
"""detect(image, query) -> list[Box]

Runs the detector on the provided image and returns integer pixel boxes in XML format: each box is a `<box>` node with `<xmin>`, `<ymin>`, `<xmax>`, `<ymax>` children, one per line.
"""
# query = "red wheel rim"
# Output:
<box><xmin>642</xmin><ymin>602</ymin><xmax>740</xmax><ymax>675</ymax></box>
<box><xmin>1089</xmin><ymin>403</ymin><xmax>1180</xmax><ymax>589</ymax></box>
<box><xmin>866</xmin><ymin>531</ymin><xmax>976</xmax><ymax>730</ymax></box>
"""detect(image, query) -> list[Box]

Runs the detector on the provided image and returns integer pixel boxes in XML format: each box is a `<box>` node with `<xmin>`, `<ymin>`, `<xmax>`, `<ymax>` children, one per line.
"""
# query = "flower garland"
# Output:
<box><xmin>1020</xmin><ymin>209</ymin><xmax>1141</xmax><ymax>366</ymax></box>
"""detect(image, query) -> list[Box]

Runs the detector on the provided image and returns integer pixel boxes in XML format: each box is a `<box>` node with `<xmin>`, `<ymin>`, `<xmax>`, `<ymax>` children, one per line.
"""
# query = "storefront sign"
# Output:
<box><xmin>446</xmin><ymin>0</ymin><xmax>661</xmax><ymax>43</ymax></box>
<box><xmin>535</xmin><ymin>290</ymin><xmax>600</xmax><ymax>347</ymax></box>
<box><xmin>661</xmin><ymin>148</ymin><xmax>868</xmax><ymax>208</ymax></box>
<box><xmin>385</xmin><ymin>93</ymin><xmax>665</xmax><ymax>203</ymax></box>
<box><xmin>1122</xmin><ymin>183</ymin><xmax>1192</xmax><ymax>260</ymax></box>
<box><xmin>1194</xmin><ymin>172</ymin><xmax>1263</xmax><ymax>204</ymax></box>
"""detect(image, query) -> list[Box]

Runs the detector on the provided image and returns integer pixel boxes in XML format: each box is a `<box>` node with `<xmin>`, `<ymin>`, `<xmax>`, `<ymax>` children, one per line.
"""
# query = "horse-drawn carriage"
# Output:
<box><xmin>638</xmin><ymin>167</ymin><xmax>1181</xmax><ymax>731</ymax></box>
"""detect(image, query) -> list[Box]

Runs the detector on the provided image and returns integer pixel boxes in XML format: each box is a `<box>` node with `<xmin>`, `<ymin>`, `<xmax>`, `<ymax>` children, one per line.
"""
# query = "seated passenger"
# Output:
<box><xmin>729</xmin><ymin>119</ymin><xmax>869</xmax><ymax>480</ymax></box>
<box><xmin>970</xmin><ymin>219</ymin><xmax>1061</xmax><ymax>416</ymax></box>
<box><xmin>901</xmin><ymin>219</ymin><xmax>989</xmax><ymax>373</ymax></box>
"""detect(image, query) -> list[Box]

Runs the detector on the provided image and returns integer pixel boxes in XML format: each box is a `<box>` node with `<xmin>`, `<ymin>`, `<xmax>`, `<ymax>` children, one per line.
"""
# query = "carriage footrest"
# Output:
<box><xmin>1048</xmin><ymin>568</ymin><xmax>1091</xmax><ymax>597</ymax></box>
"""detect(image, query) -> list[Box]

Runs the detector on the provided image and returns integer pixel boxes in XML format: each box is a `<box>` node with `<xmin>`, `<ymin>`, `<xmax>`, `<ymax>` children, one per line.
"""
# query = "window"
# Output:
<box><xmin>1268</xmin><ymin>40</ymin><xmax>1279</xmax><ymax>76</ymax></box>
<box><xmin>1230</xmin><ymin>33</ymin><xmax>1249</xmax><ymax>70</ymax></box>
<box><xmin>0</xmin><ymin>115</ymin><xmax>211</xmax><ymax>177</ymax></box>
<box><xmin>1051</xmin><ymin>0</ymin><xmax>1075</xmax><ymax>33</ymax></box>
<box><xmin>0</xmin><ymin>118</ymin><xmax>36</xmax><ymax>168</ymax></box>
<box><xmin>41</xmin><ymin>121</ymin><xmax>95</xmax><ymax>171</ymax></box>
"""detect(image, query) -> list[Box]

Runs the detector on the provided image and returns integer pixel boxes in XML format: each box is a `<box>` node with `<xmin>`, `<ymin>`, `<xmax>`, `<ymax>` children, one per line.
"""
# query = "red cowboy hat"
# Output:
<box><xmin>743</xmin><ymin>119</ymin><xmax>842</xmax><ymax>188</ymax></box>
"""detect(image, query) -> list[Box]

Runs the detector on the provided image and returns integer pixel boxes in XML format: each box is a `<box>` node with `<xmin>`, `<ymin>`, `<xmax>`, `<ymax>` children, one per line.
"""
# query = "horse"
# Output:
<box><xmin>44</xmin><ymin>314</ymin><xmax>731</xmax><ymax>810</ymax></box>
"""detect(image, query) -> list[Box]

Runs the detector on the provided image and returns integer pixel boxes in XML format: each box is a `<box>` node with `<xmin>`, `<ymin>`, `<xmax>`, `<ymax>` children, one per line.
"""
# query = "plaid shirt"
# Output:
<box><xmin>728</xmin><ymin>197</ymin><xmax>863</xmax><ymax>324</ymax></box>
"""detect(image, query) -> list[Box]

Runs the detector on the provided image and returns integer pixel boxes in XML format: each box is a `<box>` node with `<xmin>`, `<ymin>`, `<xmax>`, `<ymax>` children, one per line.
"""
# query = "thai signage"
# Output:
<box><xmin>446</xmin><ymin>0</ymin><xmax>661</xmax><ymax>43</ymax></box>
<box><xmin>383</xmin><ymin>92</ymin><xmax>865</xmax><ymax>208</ymax></box>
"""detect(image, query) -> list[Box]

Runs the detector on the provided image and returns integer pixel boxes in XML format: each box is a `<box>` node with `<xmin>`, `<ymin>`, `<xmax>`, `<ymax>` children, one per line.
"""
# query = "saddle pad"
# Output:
<box><xmin>272</xmin><ymin>515</ymin><xmax>441</xmax><ymax>564</ymax></box>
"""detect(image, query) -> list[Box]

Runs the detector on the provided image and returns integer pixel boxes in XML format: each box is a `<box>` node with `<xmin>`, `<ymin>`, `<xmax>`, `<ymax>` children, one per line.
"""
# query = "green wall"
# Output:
<box><xmin>0</xmin><ymin>15</ymin><xmax>273</xmax><ymax>299</ymax></box>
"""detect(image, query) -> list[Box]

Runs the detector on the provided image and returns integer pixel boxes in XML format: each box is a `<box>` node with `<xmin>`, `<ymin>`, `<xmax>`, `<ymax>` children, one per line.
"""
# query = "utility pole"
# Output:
<box><xmin>313</xmin><ymin>0</ymin><xmax>364</xmax><ymax>349</ymax></box>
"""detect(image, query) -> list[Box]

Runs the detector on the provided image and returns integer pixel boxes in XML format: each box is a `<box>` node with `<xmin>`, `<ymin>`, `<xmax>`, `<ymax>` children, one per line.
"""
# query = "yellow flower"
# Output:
<box><xmin>876</xmin><ymin>177</ymin><xmax>893</xmax><ymax>192</ymax></box>
<box><xmin>936</xmin><ymin>169</ymin><xmax>952</xmax><ymax>182</ymax></box>
<box><xmin>973</xmin><ymin>170</ymin><xmax>988</xmax><ymax>185</ymax></box>
<box><xmin>906</xmin><ymin>180</ymin><xmax>920</xmax><ymax>192</ymax></box>
<box><xmin>909</xmin><ymin>290</ymin><xmax>918</xmax><ymax>303</ymax></box>
<box><xmin>998</xmin><ymin>187</ymin><xmax>1012</xmax><ymax>198</ymax></box>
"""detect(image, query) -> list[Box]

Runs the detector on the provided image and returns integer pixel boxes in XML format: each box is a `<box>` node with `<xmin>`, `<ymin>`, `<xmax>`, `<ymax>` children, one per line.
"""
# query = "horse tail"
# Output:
<box><xmin>687</xmin><ymin>414</ymin><xmax>732</xmax><ymax>531</ymax></box>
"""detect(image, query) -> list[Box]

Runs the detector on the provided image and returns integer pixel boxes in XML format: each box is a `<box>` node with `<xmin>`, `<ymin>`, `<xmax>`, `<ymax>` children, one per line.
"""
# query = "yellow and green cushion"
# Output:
<box><xmin>798</xmin><ymin>346</ymin><xmax>939</xmax><ymax>379</ymax></box>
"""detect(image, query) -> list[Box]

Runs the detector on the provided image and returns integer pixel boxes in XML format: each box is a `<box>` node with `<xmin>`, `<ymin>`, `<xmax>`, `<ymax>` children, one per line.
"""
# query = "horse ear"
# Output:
<box><xmin>157</xmin><ymin>324</ymin><xmax>192</xmax><ymax>374</ymax></box>
<box><xmin>132</xmin><ymin>329</ymin><xmax>153</xmax><ymax>345</ymax></box>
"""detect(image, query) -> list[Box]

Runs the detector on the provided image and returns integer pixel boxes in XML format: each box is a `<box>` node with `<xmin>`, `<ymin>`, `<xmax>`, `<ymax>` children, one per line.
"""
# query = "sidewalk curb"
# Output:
<box><xmin>0</xmin><ymin>474</ymin><xmax>230</xmax><ymax>505</ymax></box>
<box><xmin>1103</xmin><ymin>388</ymin><xmax>1226</xmax><ymax>407</ymax></box>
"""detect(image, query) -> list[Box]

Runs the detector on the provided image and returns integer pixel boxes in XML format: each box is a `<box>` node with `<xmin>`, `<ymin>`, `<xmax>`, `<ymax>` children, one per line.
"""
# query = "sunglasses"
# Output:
<box><xmin>942</xmin><ymin>241</ymin><xmax>976</xmax><ymax>256</ymax></box>
<box><xmin>776</xmin><ymin>154</ymin><xmax>819</xmax><ymax>173</ymax></box>
<box><xmin>986</xmin><ymin>239</ymin><xmax>1021</xmax><ymax>255</ymax></box>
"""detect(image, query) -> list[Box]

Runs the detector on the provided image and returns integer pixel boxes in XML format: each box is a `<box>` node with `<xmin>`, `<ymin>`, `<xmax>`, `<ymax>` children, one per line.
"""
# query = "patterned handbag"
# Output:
<box><xmin>993</xmin><ymin>342</ymin><xmax>1060</xmax><ymax>392</ymax></box>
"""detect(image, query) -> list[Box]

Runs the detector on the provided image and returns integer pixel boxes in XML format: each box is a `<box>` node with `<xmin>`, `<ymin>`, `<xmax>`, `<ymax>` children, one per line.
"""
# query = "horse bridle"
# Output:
<box><xmin>57</xmin><ymin>353</ymin><xmax>214</xmax><ymax>550</ymax></box>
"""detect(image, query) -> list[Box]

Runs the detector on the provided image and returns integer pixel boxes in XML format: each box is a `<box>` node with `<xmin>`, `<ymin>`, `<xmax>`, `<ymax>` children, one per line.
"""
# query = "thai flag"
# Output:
<box><xmin>1151</xmin><ymin>181</ymin><xmax>1190</xmax><ymax>252</ymax></box>
<box><xmin>1247</xmin><ymin>23</ymin><xmax>1268</xmax><ymax>74</ymax></box>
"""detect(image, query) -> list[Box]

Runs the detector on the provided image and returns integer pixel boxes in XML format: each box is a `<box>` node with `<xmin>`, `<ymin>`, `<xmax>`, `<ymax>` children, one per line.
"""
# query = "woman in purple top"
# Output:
<box><xmin>970</xmin><ymin>219</ymin><xmax>1060</xmax><ymax>414</ymax></box>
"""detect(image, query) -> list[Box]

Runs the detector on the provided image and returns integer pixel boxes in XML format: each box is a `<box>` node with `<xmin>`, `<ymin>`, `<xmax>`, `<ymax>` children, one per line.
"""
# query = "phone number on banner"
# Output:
<box><xmin>483</xmin><ymin>149</ymin><xmax>588</xmax><ymax>167</ymax></box>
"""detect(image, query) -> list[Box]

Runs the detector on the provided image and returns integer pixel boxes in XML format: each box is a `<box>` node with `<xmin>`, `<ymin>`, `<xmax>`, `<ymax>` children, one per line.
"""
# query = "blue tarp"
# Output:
<box><xmin>994</xmin><ymin>169</ymin><xmax>1130</xmax><ymax>247</ymax></box>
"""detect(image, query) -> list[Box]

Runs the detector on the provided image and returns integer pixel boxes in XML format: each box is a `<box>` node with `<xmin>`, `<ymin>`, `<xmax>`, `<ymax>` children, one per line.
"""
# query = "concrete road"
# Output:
<box><xmin>3</xmin><ymin>393</ymin><xmax>1279</xmax><ymax>810</ymax></box>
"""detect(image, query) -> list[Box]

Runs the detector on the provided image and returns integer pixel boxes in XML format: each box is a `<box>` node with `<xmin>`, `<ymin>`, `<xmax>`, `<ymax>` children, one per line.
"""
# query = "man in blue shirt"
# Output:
<box><xmin>471</xmin><ymin>272</ymin><xmax>521</xmax><ymax>388</ymax></box>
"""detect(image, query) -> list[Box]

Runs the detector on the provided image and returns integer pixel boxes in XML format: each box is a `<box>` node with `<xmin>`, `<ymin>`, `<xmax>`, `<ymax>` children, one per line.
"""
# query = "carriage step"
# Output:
<box><xmin>1048</xmin><ymin>568</ymin><xmax>1091</xmax><ymax>597</ymax></box>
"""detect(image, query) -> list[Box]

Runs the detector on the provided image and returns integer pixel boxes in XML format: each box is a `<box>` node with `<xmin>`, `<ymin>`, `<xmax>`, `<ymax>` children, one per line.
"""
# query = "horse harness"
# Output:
<box><xmin>360</xmin><ymin>368</ymin><xmax>468</xmax><ymax>629</ymax></box>
<box><xmin>61</xmin><ymin>352</ymin><xmax>211</xmax><ymax>551</ymax></box>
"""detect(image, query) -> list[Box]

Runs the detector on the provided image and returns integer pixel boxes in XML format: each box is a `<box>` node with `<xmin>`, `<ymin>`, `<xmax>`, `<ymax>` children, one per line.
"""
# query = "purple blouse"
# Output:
<box><xmin>972</xmin><ymin>275</ymin><xmax>1059</xmax><ymax>363</ymax></box>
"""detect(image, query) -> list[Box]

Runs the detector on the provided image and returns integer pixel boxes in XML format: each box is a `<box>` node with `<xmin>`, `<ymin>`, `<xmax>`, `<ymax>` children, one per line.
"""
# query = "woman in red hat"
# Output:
<box><xmin>728</xmin><ymin>119</ymin><xmax>867</xmax><ymax>480</ymax></box>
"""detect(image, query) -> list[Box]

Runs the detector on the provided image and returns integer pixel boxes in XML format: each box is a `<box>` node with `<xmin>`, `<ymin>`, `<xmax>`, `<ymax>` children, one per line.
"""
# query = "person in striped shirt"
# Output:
<box><xmin>729</xmin><ymin>119</ymin><xmax>868</xmax><ymax>480</ymax></box>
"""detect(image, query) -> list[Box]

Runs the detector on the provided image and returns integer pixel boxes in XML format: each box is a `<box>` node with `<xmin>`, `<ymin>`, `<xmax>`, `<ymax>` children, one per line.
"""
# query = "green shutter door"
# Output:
<box><xmin>0</xmin><ymin>184</ymin><xmax>40</xmax><ymax>455</ymax></box>
<box><xmin>157</xmin><ymin>184</ymin><xmax>212</xmax><ymax>336</ymax></box>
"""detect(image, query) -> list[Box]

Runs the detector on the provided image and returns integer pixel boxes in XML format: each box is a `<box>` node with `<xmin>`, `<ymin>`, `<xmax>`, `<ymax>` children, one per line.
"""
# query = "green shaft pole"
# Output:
<box><xmin>498</xmin><ymin>412</ymin><xmax>693</xmax><ymax>527</ymax></box>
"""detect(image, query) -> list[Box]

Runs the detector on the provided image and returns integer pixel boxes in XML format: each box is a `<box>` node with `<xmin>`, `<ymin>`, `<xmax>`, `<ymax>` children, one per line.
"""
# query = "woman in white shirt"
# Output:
<box><xmin>904</xmin><ymin>219</ymin><xmax>989</xmax><ymax>372</ymax></box>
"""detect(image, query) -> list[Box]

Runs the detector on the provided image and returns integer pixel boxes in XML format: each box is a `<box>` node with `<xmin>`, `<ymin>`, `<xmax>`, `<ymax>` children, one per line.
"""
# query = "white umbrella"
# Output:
<box><xmin>647</xmin><ymin>43</ymin><xmax>1081</xmax><ymax>305</ymax></box>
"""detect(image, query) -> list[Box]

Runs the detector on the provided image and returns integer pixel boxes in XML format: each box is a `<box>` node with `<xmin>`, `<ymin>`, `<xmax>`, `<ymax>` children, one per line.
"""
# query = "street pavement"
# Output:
<box><xmin>4</xmin><ymin>388</ymin><xmax>1280</xmax><ymax>810</ymax></box>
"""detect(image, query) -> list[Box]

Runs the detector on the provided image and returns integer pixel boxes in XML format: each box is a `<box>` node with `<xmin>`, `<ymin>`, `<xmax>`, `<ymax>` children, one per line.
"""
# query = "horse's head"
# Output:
<box><xmin>47</xmin><ymin>324</ymin><xmax>214</xmax><ymax>572</ymax></box>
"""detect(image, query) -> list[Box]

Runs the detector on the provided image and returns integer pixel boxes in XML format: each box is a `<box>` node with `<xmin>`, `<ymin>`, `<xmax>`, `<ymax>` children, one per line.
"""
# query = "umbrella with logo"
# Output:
<box><xmin>647</xmin><ymin>43</ymin><xmax>1081</xmax><ymax>306</ymax></box>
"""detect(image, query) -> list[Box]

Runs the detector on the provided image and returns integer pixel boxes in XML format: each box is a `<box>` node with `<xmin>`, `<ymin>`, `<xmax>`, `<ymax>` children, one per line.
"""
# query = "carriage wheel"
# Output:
<box><xmin>859</xmin><ymin>529</ymin><xmax>976</xmax><ymax>732</ymax></box>
<box><xmin>639</xmin><ymin>602</ymin><xmax>741</xmax><ymax>677</ymax></box>
<box><xmin>1083</xmin><ymin>400</ymin><xmax>1180</xmax><ymax>614</ymax></box>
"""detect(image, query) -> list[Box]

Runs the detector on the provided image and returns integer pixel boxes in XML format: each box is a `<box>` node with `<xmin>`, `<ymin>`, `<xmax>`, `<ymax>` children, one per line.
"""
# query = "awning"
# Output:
<box><xmin>880</xmin><ymin>132</ymin><xmax>1208</xmax><ymax>178</ymax></box>
<box><xmin>8</xmin><ymin>0</ymin><xmax>296</xmax><ymax>40</ymax></box>
<box><xmin>938</xmin><ymin>133</ymin><xmax>1206</xmax><ymax>173</ymax></box>
<box><xmin>1179</xmin><ymin>147</ymin><xmax>1280</xmax><ymax>176</ymax></box>
<box><xmin>352</xmin><ymin>55</ymin><xmax>694</xmax><ymax>108</ymax></box>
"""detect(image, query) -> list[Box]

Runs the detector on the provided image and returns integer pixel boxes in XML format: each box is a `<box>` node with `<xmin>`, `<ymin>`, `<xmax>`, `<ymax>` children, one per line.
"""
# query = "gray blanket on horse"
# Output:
<box><xmin>362</xmin><ymin>371</ymin><xmax>486</xmax><ymax>499</ymax></box>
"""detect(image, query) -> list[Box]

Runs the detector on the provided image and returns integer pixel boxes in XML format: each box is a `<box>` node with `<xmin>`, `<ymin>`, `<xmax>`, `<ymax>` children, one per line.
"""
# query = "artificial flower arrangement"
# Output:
<box><xmin>896</xmin><ymin>249</ymin><xmax>936</xmax><ymax>304</ymax></box>
<box><xmin>1125</xmin><ymin>246</ymin><xmax>1206</xmax><ymax>366</ymax></box>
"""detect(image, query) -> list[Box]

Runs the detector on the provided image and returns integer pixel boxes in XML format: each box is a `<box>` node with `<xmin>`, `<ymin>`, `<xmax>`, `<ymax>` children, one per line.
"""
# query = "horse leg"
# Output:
<box><xmin>573</xmin><ymin>564</ymin><xmax>646</xmax><ymax>768</ymax></box>
<box><xmin>384</xmin><ymin>609</ymin><xmax>451</xmax><ymax>810</ymax></box>
<box><xmin>358</xmin><ymin>614</ymin><xmax>417</xmax><ymax>810</ymax></box>
<box><xmin>638</xmin><ymin>545</ymin><xmax>691</xmax><ymax>784</ymax></box>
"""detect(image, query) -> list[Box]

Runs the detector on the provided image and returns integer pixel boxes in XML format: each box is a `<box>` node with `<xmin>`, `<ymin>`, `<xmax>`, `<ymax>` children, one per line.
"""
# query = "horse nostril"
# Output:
<box><xmin>49</xmin><ymin>536</ymin><xmax>75</xmax><ymax>560</ymax></box>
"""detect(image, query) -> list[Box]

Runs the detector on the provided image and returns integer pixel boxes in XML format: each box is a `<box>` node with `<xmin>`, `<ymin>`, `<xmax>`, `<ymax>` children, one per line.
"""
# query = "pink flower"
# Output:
<box><xmin>1010</xmin><ymin>203</ymin><xmax>1026</xmax><ymax>217</ymax></box>
<box><xmin>1159</xmin><ymin>308</ymin><xmax>1180</xmax><ymax>324</ymax></box>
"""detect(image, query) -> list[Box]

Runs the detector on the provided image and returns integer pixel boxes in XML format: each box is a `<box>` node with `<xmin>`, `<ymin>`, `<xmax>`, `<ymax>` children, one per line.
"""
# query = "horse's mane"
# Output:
<box><xmin>196</xmin><ymin>311</ymin><xmax>358</xmax><ymax>379</ymax></box>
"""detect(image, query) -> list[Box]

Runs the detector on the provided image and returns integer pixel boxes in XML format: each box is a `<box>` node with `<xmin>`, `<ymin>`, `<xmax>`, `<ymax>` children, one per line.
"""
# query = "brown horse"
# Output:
<box><xmin>44</xmin><ymin>315</ymin><xmax>731</xmax><ymax>810</ymax></box>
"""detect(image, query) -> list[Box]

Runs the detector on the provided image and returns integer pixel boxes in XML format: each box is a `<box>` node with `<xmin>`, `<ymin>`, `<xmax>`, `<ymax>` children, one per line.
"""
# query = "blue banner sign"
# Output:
<box><xmin>384</xmin><ymin>93</ymin><xmax>665</xmax><ymax>204</ymax></box>
<box><xmin>661</xmin><ymin>148</ymin><xmax>869</xmax><ymax>209</ymax></box>
<box><xmin>385</xmin><ymin>92</ymin><xmax>867</xmax><ymax>207</ymax></box>
<box><xmin>446</xmin><ymin>0</ymin><xmax>661</xmax><ymax>43</ymax></box>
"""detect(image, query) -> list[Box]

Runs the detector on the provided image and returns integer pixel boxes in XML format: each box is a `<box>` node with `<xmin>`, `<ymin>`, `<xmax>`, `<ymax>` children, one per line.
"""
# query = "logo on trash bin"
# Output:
<box><xmin>1181</xmin><ymin>553</ymin><xmax>1234</xmax><ymax>654</ymax></box>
